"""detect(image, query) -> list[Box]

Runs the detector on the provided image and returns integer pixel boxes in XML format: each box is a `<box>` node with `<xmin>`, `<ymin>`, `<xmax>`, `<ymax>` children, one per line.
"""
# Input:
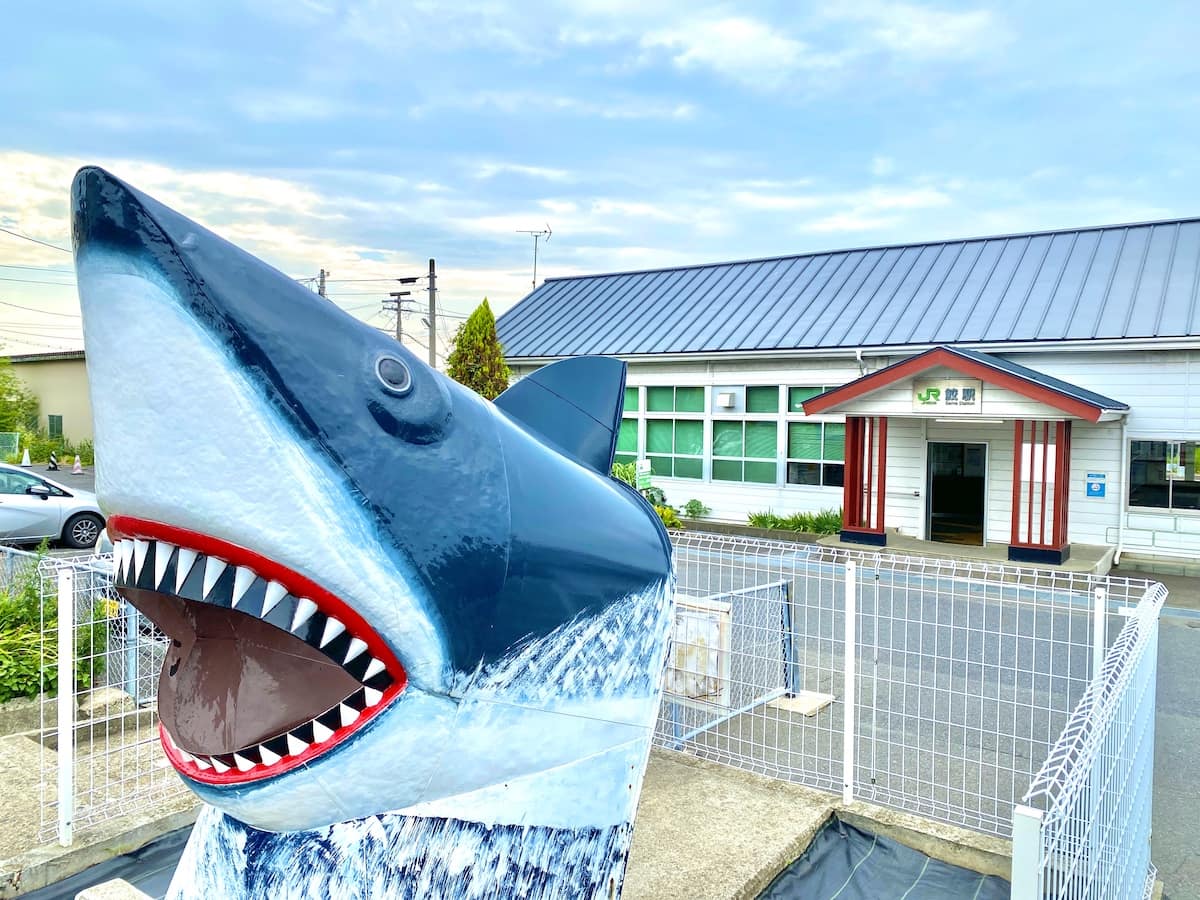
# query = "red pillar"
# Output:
<box><xmin>841</xmin><ymin>415</ymin><xmax>887</xmax><ymax>546</ymax></box>
<box><xmin>1008</xmin><ymin>418</ymin><xmax>1072</xmax><ymax>565</ymax></box>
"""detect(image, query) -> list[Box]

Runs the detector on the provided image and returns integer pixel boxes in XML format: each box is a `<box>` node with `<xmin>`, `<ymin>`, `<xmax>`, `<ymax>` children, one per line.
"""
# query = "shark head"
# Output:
<box><xmin>72</xmin><ymin>167</ymin><xmax>673</xmax><ymax>834</ymax></box>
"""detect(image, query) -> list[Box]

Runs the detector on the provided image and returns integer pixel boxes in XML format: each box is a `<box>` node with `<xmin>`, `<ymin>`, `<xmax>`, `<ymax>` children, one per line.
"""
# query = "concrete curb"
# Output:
<box><xmin>0</xmin><ymin>807</ymin><xmax>198</xmax><ymax>899</ymax></box>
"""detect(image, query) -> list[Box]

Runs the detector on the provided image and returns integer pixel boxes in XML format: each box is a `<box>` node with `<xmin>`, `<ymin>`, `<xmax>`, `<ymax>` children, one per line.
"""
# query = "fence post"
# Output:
<box><xmin>1010</xmin><ymin>805</ymin><xmax>1043</xmax><ymax>899</ymax></box>
<box><xmin>56</xmin><ymin>567</ymin><xmax>75</xmax><ymax>847</ymax></box>
<box><xmin>1092</xmin><ymin>587</ymin><xmax>1106</xmax><ymax>682</ymax></box>
<box><xmin>843</xmin><ymin>560</ymin><xmax>857</xmax><ymax>806</ymax></box>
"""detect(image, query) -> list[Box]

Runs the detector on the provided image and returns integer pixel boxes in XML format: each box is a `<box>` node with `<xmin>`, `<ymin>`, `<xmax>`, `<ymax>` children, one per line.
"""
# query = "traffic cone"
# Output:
<box><xmin>73</xmin><ymin>455</ymin><xmax>83</xmax><ymax>475</ymax></box>
<box><xmin>47</xmin><ymin>451</ymin><xmax>58</xmax><ymax>471</ymax></box>
<box><xmin>19</xmin><ymin>448</ymin><xmax>31</xmax><ymax>467</ymax></box>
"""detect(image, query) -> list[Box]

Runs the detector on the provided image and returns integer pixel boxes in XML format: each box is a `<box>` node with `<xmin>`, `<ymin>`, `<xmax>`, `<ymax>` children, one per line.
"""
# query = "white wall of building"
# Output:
<box><xmin>513</xmin><ymin>347</ymin><xmax>1200</xmax><ymax>559</ymax></box>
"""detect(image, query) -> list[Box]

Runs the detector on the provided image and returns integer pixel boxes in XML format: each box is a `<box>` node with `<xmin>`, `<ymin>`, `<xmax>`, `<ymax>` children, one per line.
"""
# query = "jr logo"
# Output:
<box><xmin>916</xmin><ymin>387</ymin><xmax>941</xmax><ymax>404</ymax></box>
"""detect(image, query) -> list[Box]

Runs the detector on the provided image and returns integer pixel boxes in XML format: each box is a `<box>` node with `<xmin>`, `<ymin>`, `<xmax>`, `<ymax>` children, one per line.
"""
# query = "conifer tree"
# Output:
<box><xmin>446</xmin><ymin>298</ymin><xmax>510</xmax><ymax>400</ymax></box>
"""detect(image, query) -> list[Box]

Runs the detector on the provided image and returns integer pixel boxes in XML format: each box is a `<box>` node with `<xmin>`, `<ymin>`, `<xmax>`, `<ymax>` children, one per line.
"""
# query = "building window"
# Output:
<box><xmin>646</xmin><ymin>386</ymin><xmax>704</xmax><ymax>413</ymax></box>
<box><xmin>1129</xmin><ymin>440</ymin><xmax>1200</xmax><ymax>511</ymax></box>
<box><xmin>623</xmin><ymin>386</ymin><xmax>639</xmax><ymax>413</ymax></box>
<box><xmin>745</xmin><ymin>385</ymin><xmax>779</xmax><ymax>414</ymax></box>
<box><xmin>712</xmin><ymin>420</ymin><xmax>778</xmax><ymax>483</ymax></box>
<box><xmin>48</xmin><ymin>415</ymin><xmax>63</xmax><ymax>440</ymax></box>
<box><xmin>788</xmin><ymin>386</ymin><xmax>838</xmax><ymax>413</ymax></box>
<box><xmin>786</xmin><ymin>422</ymin><xmax>845</xmax><ymax>487</ymax></box>
<box><xmin>646</xmin><ymin>419</ymin><xmax>703</xmax><ymax>478</ymax></box>
<box><xmin>615</xmin><ymin>419</ymin><xmax>639</xmax><ymax>466</ymax></box>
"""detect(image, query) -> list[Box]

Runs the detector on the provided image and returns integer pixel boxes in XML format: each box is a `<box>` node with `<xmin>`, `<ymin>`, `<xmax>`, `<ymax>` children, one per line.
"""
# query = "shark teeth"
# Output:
<box><xmin>162</xmin><ymin>685</ymin><xmax>387</xmax><ymax>778</ymax></box>
<box><xmin>114</xmin><ymin>535</ymin><xmax>403</xmax><ymax>780</ymax></box>
<box><xmin>112</xmin><ymin>537</ymin><xmax>397</xmax><ymax>692</ymax></box>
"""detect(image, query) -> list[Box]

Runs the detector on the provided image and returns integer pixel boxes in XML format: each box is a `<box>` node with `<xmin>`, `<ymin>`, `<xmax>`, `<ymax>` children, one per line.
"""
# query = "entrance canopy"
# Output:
<box><xmin>803</xmin><ymin>346</ymin><xmax>1128</xmax><ymax>422</ymax></box>
<box><xmin>801</xmin><ymin>347</ymin><xmax>1128</xmax><ymax>564</ymax></box>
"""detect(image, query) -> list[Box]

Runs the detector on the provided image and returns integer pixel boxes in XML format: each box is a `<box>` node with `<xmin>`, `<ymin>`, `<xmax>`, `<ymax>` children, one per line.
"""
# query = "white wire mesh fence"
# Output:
<box><xmin>31</xmin><ymin>551</ymin><xmax>190</xmax><ymax>845</ymax></box>
<box><xmin>658</xmin><ymin>531</ymin><xmax>1161</xmax><ymax>841</ymax></box>
<box><xmin>1011</xmin><ymin>581</ymin><xmax>1165</xmax><ymax>900</ymax></box>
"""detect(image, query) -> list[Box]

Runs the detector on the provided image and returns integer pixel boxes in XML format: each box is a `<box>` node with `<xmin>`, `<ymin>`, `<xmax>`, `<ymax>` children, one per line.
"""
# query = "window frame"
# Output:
<box><xmin>1127</xmin><ymin>437</ymin><xmax>1200</xmax><ymax>514</ymax></box>
<box><xmin>784</xmin><ymin>385</ymin><xmax>846</xmax><ymax>490</ymax></box>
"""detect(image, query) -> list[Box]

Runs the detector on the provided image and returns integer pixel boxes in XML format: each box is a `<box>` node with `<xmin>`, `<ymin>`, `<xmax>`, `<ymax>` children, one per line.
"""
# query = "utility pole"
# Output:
<box><xmin>318</xmin><ymin>268</ymin><xmax>328</xmax><ymax>298</ymax></box>
<box><xmin>385</xmin><ymin>291</ymin><xmax>412</xmax><ymax>345</ymax></box>
<box><xmin>427</xmin><ymin>258</ymin><xmax>437</xmax><ymax>368</ymax></box>
<box><xmin>516</xmin><ymin>225</ymin><xmax>552</xmax><ymax>291</ymax></box>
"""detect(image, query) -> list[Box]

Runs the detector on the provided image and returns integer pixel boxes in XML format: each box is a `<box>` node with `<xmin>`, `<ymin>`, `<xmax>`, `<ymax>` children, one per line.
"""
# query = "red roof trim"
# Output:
<box><xmin>802</xmin><ymin>347</ymin><xmax>1104</xmax><ymax>422</ymax></box>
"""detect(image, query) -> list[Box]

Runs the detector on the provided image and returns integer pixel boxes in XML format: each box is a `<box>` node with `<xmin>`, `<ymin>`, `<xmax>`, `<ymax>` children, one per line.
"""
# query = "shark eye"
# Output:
<box><xmin>375</xmin><ymin>357</ymin><xmax>412</xmax><ymax>395</ymax></box>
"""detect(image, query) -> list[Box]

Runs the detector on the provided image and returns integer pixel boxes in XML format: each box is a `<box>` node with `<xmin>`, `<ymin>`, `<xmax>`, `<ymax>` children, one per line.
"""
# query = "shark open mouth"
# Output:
<box><xmin>107</xmin><ymin>515</ymin><xmax>406</xmax><ymax>785</ymax></box>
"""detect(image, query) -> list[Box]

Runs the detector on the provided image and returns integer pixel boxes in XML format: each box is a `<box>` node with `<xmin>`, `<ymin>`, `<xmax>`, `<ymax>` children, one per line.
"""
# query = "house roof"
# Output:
<box><xmin>496</xmin><ymin>217</ymin><xmax>1200</xmax><ymax>359</ymax></box>
<box><xmin>3</xmin><ymin>350</ymin><xmax>86</xmax><ymax>364</ymax></box>
<box><xmin>802</xmin><ymin>346</ymin><xmax>1129</xmax><ymax>423</ymax></box>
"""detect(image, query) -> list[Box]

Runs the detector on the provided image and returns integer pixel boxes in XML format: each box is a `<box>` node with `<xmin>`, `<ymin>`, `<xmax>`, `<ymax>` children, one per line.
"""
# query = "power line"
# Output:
<box><xmin>0</xmin><ymin>275</ymin><xmax>76</xmax><ymax>286</ymax></box>
<box><xmin>0</xmin><ymin>299</ymin><xmax>81</xmax><ymax>318</ymax></box>
<box><xmin>0</xmin><ymin>263</ymin><xmax>75</xmax><ymax>273</ymax></box>
<box><xmin>0</xmin><ymin>226</ymin><xmax>70</xmax><ymax>253</ymax></box>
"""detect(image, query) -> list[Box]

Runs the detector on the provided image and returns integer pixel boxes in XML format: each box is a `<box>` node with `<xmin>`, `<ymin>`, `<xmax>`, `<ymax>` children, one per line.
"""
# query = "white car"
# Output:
<box><xmin>0</xmin><ymin>463</ymin><xmax>105</xmax><ymax>549</ymax></box>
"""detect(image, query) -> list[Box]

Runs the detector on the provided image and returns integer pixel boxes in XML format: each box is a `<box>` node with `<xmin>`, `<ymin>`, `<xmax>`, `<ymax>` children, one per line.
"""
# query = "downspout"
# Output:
<box><xmin>1115</xmin><ymin>415</ymin><xmax>1129</xmax><ymax>565</ymax></box>
<box><xmin>855</xmin><ymin>348</ymin><xmax>867</xmax><ymax>377</ymax></box>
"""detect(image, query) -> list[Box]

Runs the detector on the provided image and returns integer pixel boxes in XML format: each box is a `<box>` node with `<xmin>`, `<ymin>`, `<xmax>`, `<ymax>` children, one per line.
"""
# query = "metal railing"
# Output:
<box><xmin>1011</xmin><ymin>581</ymin><xmax>1165</xmax><ymax>900</ymax></box>
<box><xmin>31</xmin><ymin>551</ymin><xmax>190</xmax><ymax>846</ymax></box>
<box><xmin>658</xmin><ymin>531</ymin><xmax>1160</xmax><ymax>841</ymax></box>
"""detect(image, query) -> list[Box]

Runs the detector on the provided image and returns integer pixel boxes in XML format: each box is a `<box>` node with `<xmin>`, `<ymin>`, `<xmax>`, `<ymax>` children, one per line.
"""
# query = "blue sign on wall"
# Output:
<box><xmin>1086</xmin><ymin>473</ymin><xmax>1106</xmax><ymax>498</ymax></box>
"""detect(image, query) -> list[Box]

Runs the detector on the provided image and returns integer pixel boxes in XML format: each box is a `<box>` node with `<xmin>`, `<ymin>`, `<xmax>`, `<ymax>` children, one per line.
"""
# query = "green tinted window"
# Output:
<box><xmin>712</xmin><ymin>421</ymin><xmax>743</xmax><ymax>457</ymax></box>
<box><xmin>675</xmin><ymin>387</ymin><xmax>704</xmax><ymax>412</ymax></box>
<box><xmin>646</xmin><ymin>420</ymin><xmax>673</xmax><ymax>454</ymax></box>
<box><xmin>745</xmin><ymin>422</ymin><xmax>777</xmax><ymax>459</ymax></box>
<box><xmin>646</xmin><ymin>386</ymin><xmax>674</xmax><ymax>412</ymax></box>
<box><xmin>712</xmin><ymin>459</ymin><xmax>742</xmax><ymax>482</ymax></box>
<box><xmin>617</xmin><ymin>418</ymin><xmax>638</xmax><ymax>453</ymax></box>
<box><xmin>674</xmin><ymin>420</ymin><xmax>703</xmax><ymax>455</ymax></box>
<box><xmin>744</xmin><ymin>461</ymin><xmax>777</xmax><ymax>484</ymax></box>
<box><xmin>788</xmin><ymin>422</ymin><xmax>822</xmax><ymax>459</ymax></box>
<box><xmin>649</xmin><ymin>456</ymin><xmax>672</xmax><ymax>477</ymax></box>
<box><xmin>746</xmin><ymin>385</ymin><xmax>779</xmax><ymax>413</ymax></box>
<box><xmin>674</xmin><ymin>457</ymin><xmax>703</xmax><ymax>479</ymax></box>
<box><xmin>823</xmin><ymin>423</ymin><xmax>845</xmax><ymax>461</ymax></box>
<box><xmin>788</xmin><ymin>386</ymin><xmax>823</xmax><ymax>412</ymax></box>
<box><xmin>623</xmin><ymin>386</ymin><xmax>639</xmax><ymax>412</ymax></box>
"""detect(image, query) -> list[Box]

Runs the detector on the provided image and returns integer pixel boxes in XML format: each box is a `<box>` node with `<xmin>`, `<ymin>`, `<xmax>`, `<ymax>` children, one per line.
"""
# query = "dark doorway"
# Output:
<box><xmin>927</xmin><ymin>442</ymin><xmax>987</xmax><ymax>545</ymax></box>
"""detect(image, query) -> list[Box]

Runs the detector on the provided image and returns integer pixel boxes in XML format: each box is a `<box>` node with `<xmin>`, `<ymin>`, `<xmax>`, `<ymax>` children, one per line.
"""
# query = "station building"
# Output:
<box><xmin>496</xmin><ymin>217</ymin><xmax>1200</xmax><ymax>566</ymax></box>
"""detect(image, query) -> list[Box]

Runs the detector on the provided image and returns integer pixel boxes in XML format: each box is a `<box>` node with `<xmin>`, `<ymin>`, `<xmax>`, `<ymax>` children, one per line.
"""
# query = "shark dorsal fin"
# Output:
<box><xmin>494</xmin><ymin>356</ymin><xmax>626</xmax><ymax>475</ymax></box>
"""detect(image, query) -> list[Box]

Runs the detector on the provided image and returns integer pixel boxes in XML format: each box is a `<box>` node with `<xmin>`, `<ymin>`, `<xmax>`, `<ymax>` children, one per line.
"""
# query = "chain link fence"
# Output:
<box><xmin>659</xmin><ymin>531</ymin><xmax>1162</xmax><ymax>844</ymax></box>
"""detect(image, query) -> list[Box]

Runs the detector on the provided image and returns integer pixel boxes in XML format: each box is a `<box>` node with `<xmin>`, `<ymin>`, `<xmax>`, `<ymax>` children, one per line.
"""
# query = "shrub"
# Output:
<box><xmin>655</xmin><ymin>505</ymin><xmax>683</xmax><ymax>529</ymax></box>
<box><xmin>0</xmin><ymin>544</ymin><xmax>107</xmax><ymax>701</ymax></box>
<box><xmin>611</xmin><ymin>461</ymin><xmax>637</xmax><ymax>487</ymax></box>
<box><xmin>747</xmin><ymin>508</ymin><xmax>843</xmax><ymax>535</ymax></box>
<box><xmin>682</xmin><ymin>499</ymin><xmax>710</xmax><ymax>518</ymax></box>
<box><xmin>3</xmin><ymin>430</ymin><xmax>95</xmax><ymax>466</ymax></box>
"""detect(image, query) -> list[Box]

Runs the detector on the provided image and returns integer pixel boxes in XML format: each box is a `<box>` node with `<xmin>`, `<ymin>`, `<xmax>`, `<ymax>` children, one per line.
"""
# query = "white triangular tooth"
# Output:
<box><xmin>193</xmin><ymin>756</ymin><xmax>212</xmax><ymax>771</ymax></box>
<box><xmin>162</xmin><ymin>729</ymin><xmax>176</xmax><ymax>750</ymax></box>
<box><xmin>231</xmin><ymin>566</ymin><xmax>256</xmax><ymax>608</ymax></box>
<box><xmin>261</xmin><ymin>581</ymin><xmax>287</xmax><ymax>616</ymax></box>
<box><xmin>363</xmin><ymin>687</ymin><xmax>383</xmax><ymax>707</ymax></box>
<box><xmin>286</xmin><ymin>733</ymin><xmax>309</xmax><ymax>756</ymax></box>
<box><xmin>233</xmin><ymin>753</ymin><xmax>255</xmax><ymax>772</ymax></box>
<box><xmin>320</xmin><ymin>617</ymin><xmax>345</xmax><ymax>648</ymax></box>
<box><xmin>153</xmin><ymin>541</ymin><xmax>175</xmax><ymax>588</ymax></box>
<box><xmin>210</xmin><ymin>758</ymin><xmax>230</xmax><ymax>773</ymax></box>
<box><xmin>174</xmin><ymin>547</ymin><xmax>199</xmax><ymax>593</ymax></box>
<box><xmin>362</xmin><ymin>658</ymin><xmax>385</xmax><ymax>681</ymax></box>
<box><xmin>343</xmin><ymin>637</ymin><xmax>368</xmax><ymax>665</ymax></box>
<box><xmin>202</xmin><ymin>557</ymin><xmax>228</xmax><ymax>599</ymax></box>
<box><xmin>132</xmin><ymin>539</ymin><xmax>150</xmax><ymax>580</ymax></box>
<box><xmin>338</xmin><ymin>703</ymin><xmax>359</xmax><ymax>728</ymax></box>
<box><xmin>291</xmin><ymin>598</ymin><xmax>317</xmax><ymax>632</ymax></box>
<box><xmin>115</xmin><ymin>541</ymin><xmax>132</xmax><ymax>580</ymax></box>
<box><xmin>258</xmin><ymin>746</ymin><xmax>282</xmax><ymax>766</ymax></box>
<box><xmin>311</xmin><ymin>720</ymin><xmax>334</xmax><ymax>743</ymax></box>
<box><xmin>177</xmin><ymin>748</ymin><xmax>194</xmax><ymax>764</ymax></box>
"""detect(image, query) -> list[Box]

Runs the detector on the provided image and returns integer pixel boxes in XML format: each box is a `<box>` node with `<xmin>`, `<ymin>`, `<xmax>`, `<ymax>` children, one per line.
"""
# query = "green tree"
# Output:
<box><xmin>446</xmin><ymin>299</ymin><xmax>511</xmax><ymax>400</ymax></box>
<box><xmin>0</xmin><ymin>359</ymin><xmax>38</xmax><ymax>433</ymax></box>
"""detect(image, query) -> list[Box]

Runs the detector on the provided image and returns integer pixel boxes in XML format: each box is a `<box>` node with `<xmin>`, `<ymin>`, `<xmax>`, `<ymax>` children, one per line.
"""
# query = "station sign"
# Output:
<box><xmin>912</xmin><ymin>378</ymin><xmax>983</xmax><ymax>414</ymax></box>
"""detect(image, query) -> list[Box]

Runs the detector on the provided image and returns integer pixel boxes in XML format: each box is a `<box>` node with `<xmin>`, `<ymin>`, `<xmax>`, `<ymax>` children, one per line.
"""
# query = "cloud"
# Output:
<box><xmin>640</xmin><ymin>17</ymin><xmax>842</xmax><ymax>89</ymax></box>
<box><xmin>871</xmin><ymin>155</ymin><xmax>896</xmax><ymax>177</ymax></box>
<box><xmin>410</xmin><ymin>90</ymin><xmax>697</xmax><ymax>122</ymax></box>
<box><xmin>828</xmin><ymin>3</ymin><xmax>1006</xmax><ymax>61</ymax></box>
<box><xmin>231</xmin><ymin>91</ymin><xmax>384</xmax><ymax>123</ymax></box>
<box><xmin>472</xmin><ymin>162</ymin><xmax>573</xmax><ymax>182</ymax></box>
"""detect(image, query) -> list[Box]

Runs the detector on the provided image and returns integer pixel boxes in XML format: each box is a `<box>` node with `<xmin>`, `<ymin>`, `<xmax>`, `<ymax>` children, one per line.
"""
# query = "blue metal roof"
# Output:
<box><xmin>497</xmin><ymin>217</ymin><xmax>1200</xmax><ymax>359</ymax></box>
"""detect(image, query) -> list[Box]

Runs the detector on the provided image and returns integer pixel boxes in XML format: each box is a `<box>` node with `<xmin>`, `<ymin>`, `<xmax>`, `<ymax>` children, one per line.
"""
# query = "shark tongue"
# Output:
<box><xmin>124</xmin><ymin>587</ymin><xmax>360</xmax><ymax>756</ymax></box>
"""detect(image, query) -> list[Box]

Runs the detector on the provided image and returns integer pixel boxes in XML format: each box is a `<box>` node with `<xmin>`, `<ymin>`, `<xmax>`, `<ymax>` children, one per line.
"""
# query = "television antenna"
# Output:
<box><xmin>517</xmin><ymin>224</ymin><xmax>552</xmax><ymax>290</ymax></box>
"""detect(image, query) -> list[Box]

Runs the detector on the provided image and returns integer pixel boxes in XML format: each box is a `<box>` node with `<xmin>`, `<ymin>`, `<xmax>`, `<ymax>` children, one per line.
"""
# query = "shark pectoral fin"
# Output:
<box><xmin>494</xmin><ymin>356</ymin><xmax>627</xmax><ymax>475</ymax></box>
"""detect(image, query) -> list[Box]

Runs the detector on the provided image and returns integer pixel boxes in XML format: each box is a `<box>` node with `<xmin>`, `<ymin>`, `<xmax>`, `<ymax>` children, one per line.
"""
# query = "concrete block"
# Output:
<box><xmin>0</xmin><ymin>696</ymin><xmax>45</xmax><ymax>737</ymax></box>
<box><xmin>768</xmin><ymin>691</ymin><xmax>835</xmax><ymax>717</ymax></box>
<box><xmin>76</xmin><ymin>878</ymin><xmax>151</xmax><ymax>900</ymax></box>
<box><xmin>77</xmin><ymin>688</ymin><xmax>136</xmax><ymax>720</ymax></box>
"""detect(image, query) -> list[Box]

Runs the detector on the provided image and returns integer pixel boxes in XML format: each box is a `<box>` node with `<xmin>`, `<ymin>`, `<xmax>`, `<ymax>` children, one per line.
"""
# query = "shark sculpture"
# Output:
<box><xmin>71</xmin><ymin>167</ymin><xmax>675</xmax><ymax>898</ymax></box>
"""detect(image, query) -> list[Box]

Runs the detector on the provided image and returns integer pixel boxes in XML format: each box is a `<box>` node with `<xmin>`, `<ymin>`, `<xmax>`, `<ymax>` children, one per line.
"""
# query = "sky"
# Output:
<box><xmin>0</xmin><ymin>0</ymin><xmax>1198</xmax><ymax>359</ymax></box>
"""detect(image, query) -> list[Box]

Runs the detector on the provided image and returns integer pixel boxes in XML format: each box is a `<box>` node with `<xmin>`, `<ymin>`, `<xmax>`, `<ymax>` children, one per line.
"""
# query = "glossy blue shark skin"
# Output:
<box><xmin>71</xmin><ymin>167</ymin><xmax>674</xmax><ymax>897</ymax></box>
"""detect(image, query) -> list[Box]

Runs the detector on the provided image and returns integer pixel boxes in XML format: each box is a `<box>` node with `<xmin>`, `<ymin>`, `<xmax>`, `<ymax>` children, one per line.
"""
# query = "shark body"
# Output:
<box><xmin>71</xmin><ymin>167</ymin><xmax>674</xmax><ymax>897</ymax></box>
